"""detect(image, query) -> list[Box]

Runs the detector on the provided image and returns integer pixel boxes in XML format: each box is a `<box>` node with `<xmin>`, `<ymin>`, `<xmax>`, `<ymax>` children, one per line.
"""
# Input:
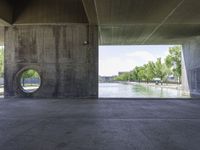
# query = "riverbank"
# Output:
<box><xmin>99</xmin><ymin>81</ymin><xmax>182</xmax><ymax>90</ymax></box>
<box><xmin>118</xmin><ymin>81</ymin><xmax>191</xmax><ymax>96</ymax></box>
<box><xmin>124</xmin><ymin>82</ymin><xmax>182</xmax><ymax>90</ymax></box>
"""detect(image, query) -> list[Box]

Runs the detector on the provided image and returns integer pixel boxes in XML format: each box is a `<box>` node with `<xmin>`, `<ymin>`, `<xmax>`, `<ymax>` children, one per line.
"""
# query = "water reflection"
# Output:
<box><xmin>99</xmin><ymin>83</ymin><xmax>189</xmax><ymax>98</ymax></box>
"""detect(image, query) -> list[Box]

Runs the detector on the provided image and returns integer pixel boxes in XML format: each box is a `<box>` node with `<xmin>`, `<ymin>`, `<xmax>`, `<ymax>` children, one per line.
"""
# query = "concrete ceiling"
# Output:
<box><xmin>89</xmin><ymin>0</ymin><xmax>200</xmax><ymax>45</ymax></box>
<box><xmin>1</xmin><ymin>0</ymin><xmax>200</xmax><ymax>45</ymax></box>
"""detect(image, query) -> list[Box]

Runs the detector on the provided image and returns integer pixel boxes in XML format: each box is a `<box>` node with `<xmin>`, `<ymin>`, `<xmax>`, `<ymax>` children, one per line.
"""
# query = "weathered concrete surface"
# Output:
<box><xmin>12</xmin><ymin>0</ymin><xmax>88</xmax><ymax>24</ymax></box>
<box><xmin>181</xmin><ymin>47</ymin><xmax>189</xmax><ymax>95</ymax></box>
<box><xmin>82</xmin><ymin>0</ymin><xmax>98</xmax><ymax>25</ymax></box>
<box><xmin>1</xmin><ymin>0</ymin><xmax>200</xmax><ymax>44</ymax></box>
<box><xmin>0</xmin><ymin>99</ymin><xmax>200</xmax><ymax>150</ymax></box>
<box><xmin>4</xmin><ymin>25</ymin><xmax>98</xmax><ymax>98</ymax></box>
<box><xmin>93</xmin><ymin>0</ymin><xmax>200</xmax><ymax>45</ymax></box>
<box><xmin>182</xmin><ymin>37</ymin><xmax>200</xmax><ymax>97</ymax></box>
<box><xmin>0</xmin><ymin>27</ymin><xmax>4</xmax><ymax>45</ymax></box>
<box><xmin>0</xmin><ymin>0</ymin><xmax>12</xmax><ymax>25</ymax></box>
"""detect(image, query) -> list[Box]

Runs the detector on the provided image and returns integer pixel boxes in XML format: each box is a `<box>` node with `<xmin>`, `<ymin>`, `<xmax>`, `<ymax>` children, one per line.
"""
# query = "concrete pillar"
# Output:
<box><xmin>0</xmin><ymin>27</ymin><xmax>4</xmax><ymax>46</ymax></box>
<box><xmin>181</xmin><ymin>46</ymin><xmax>189</xmax><ymax>95</ymax></box>
<box><xmin>182</xmin><ymin>37</ymin><xmax>200</xmax><ymax>97</ymax></box>
<box><xmin>4</xmin><ymin>24</ymin><xmax>98</xmax><ymax>98</ymax></box>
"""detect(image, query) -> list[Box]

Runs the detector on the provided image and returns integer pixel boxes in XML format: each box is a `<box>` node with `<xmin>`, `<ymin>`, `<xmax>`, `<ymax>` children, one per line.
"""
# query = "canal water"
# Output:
<box><xmin>99</xmin><ymin>83</ymin><xmax>190</xmax><ymax>98</ymax></box>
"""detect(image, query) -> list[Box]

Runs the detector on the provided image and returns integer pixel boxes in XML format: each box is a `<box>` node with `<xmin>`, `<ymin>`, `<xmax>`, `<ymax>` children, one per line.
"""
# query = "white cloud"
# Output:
<box><xmin>126</xmin><ymin>50</ymin><xmax>169</xmax><ymax>64</ymax></box>
<box><xmin>99</xmin><ymin>46</ymin><xmax>172</xmax><ymax>76</ymax></box>
<box><xmin>126</xmin><ymin>51</ymin><xmax>156</xmax><ymax>62</ymax></box>
<box><xmin>99</xmin><ymin>57</ymin><xmax>136</xmax><ymax>76</ymax></box>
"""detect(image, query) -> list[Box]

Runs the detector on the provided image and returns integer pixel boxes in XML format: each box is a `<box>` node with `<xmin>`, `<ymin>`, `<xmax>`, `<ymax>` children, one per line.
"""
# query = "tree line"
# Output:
<box><xmin>115</xmin><ymin>46</ymin><xmax>182</xmax><ymax>84</ymax></box>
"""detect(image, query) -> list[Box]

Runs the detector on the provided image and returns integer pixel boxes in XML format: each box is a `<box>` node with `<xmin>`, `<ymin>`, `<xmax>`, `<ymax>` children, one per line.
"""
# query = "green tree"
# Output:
<box><xmin>165</xmin><ymin>46</ymin><xmax>182</xmax><ymax>83</ymax></box>
<box><xmin>137</xmin><ymin>66</ymin><xmax>146</xmax><ymax>82</ymax></box>
<box><xmin>154</xmin><ymin>58</ymin><xmax>168</xmax><ymax>84</ymax></box>
<box><xmin>114</xmin><ymin>46</ymin><xmax>182</xmax><ymax>84</ymax></box>
<box><xmin>115</xmin><ymin>72</ymin><xmax>131</xmax><ymax>81</ymax></box>
<box><xmin>21</xmin><ymin>69</ymin><xmax>39</xmax><ymax>86</ymax></box>
<box><xmin>143</xmin><ymin>61</ymin><xmax>155</xmax><ymax>83</ymax></box>
<box><xmin>130</xmin><ymin>66</ymin><xmax>140</xmax><ymax>81</ymax></box>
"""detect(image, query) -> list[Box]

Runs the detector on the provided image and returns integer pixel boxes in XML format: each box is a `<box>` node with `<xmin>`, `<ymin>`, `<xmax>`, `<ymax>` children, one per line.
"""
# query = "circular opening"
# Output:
<box><xmin>20</xmin><ymin>69</ymin><xmax>41</xmax><ymax>93</ymax></box>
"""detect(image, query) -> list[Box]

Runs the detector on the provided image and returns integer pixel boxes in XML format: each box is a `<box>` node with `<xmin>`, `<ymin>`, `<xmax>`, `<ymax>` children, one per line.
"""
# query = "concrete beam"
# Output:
<box><xmin>13</xmin><ymin>0</ymin><xmax>88</xmax><ymax>24</ymax></box>
<box><xmin>82</xmin><ymin>0</ymin><xmax>98</xmax><ymax>25</ymax></box>
<box><xmin>0</xmin><ymin>0</ymin><xmax>13</xmax><ymax>25</ymax></box>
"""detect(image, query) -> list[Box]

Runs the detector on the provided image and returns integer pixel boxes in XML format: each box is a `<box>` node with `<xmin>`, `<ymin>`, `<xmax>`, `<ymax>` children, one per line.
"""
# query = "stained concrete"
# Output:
<box><xmin>1</xmin><ymin>0</ymin><xmax>200</xmax><ymax>44</ymax></box>
<box><xmin>0</xmin><ymin>99</ymin><xmax>200</xmax><ymax>150</ymax></box>
<box><xmin>0</xmin><ymin>0</ymin><xmax>12</xmax><ymax>25</ymax></box>
<box><xmin>4</xmin><ymin>25</ymin><xmax>98</xmax><ymax>98</ymax></box>
<box><xmin>0</xmin><ymin>27</ymin><xmax>4</xmax><ymax>45</ymax></box>
<box><xmin>12</xmin><ymin>0</ymin><xmax>88</xmax><ymax>24</ymax></box>
<box><xmin>182</xmin><ymin>37</ymin><xmax>200</xmax><ymax>97</ymax></box>
<box><xmin>92</xmin><ymin>0</ymin><xmax>200</xmax><ymax>45</ymax></box>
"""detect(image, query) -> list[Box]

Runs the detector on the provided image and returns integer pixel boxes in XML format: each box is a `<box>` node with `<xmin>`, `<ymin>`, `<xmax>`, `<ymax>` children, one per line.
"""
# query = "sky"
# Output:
<box><xmin>99</xmin><ymin>45</ymin><xmax>177</xmax><ymax>76</ymax></box>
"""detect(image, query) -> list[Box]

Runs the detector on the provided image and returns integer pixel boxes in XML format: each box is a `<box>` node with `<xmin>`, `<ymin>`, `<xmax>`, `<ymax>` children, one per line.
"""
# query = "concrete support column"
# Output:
<box><xmin>4</xmin><ymin>24</ymin><xmax>98</xmax><ymax>98</ymax></box>
<box><xmin>0</xmin><ymin>27</ymin><xmax>4</xmax><ymax>45</ymax></box>
<box><xmin>182</xmin><ymin>37</ymin><xmax>200</xmax><ymax>97</ymax></box>
<box><xmin>181</xmin><ymin>45</ymin><xmax>189</xmax><ymax>95</ymax></box>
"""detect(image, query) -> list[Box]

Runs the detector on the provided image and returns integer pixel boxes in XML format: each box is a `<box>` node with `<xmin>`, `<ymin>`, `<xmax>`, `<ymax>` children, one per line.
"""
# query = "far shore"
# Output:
<box><xmin>100</xmin><ymin>81</ymin><xmax>182</xmax><ymax>90</ymax></box>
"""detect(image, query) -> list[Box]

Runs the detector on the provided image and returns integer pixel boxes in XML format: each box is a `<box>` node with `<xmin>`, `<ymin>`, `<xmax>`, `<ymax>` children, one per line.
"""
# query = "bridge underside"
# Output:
<box><xmin>0</xmin><ymin>0</ymin><xmax>200</xmax><ymax>98</ymax></box>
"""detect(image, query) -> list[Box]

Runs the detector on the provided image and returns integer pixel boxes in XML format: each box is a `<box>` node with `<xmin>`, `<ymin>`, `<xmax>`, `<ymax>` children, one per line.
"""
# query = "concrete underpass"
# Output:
<box><xmin>0</xmin><ymin>0</ymin><xmax>200</xmax><ymax>149</ymax></box>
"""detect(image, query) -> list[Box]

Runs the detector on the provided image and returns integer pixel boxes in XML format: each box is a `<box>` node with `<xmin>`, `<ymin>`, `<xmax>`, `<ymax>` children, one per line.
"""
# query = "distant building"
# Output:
<box><xmin>99</xmin><ymin>76</ymin><xmax>116</xmax><ymax>83</ymax></box>
<box><xmin>118</xmin><ymin>72</ymin><xmax>129</xmax><ymax>76</ymax></box>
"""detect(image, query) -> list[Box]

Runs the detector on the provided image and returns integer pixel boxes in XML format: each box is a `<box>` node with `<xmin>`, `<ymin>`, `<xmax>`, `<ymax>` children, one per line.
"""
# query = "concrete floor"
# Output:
<box><xmin>0</xmin><ymin>99</ymin><xmax>200</xmax><ymax>150</ymax></box>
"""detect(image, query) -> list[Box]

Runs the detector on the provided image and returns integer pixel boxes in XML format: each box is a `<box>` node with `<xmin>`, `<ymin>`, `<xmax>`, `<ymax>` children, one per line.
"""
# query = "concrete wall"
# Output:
<box><xmin>4</xmin><ymin>24</ymin><xmax>98</xmax><ymax>98</ymax></box>
<box><xmin>182</xmin><ymin>37</ymin><xmax>200</xmax><ymax>97</ymax></box>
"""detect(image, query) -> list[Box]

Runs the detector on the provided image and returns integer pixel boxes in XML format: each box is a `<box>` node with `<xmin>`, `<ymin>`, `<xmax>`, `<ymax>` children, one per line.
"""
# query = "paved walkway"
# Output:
<box><xmin>0</xmin><ymin>99</ymin><xmax>200</xmax><ymax>150</ymax></box>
